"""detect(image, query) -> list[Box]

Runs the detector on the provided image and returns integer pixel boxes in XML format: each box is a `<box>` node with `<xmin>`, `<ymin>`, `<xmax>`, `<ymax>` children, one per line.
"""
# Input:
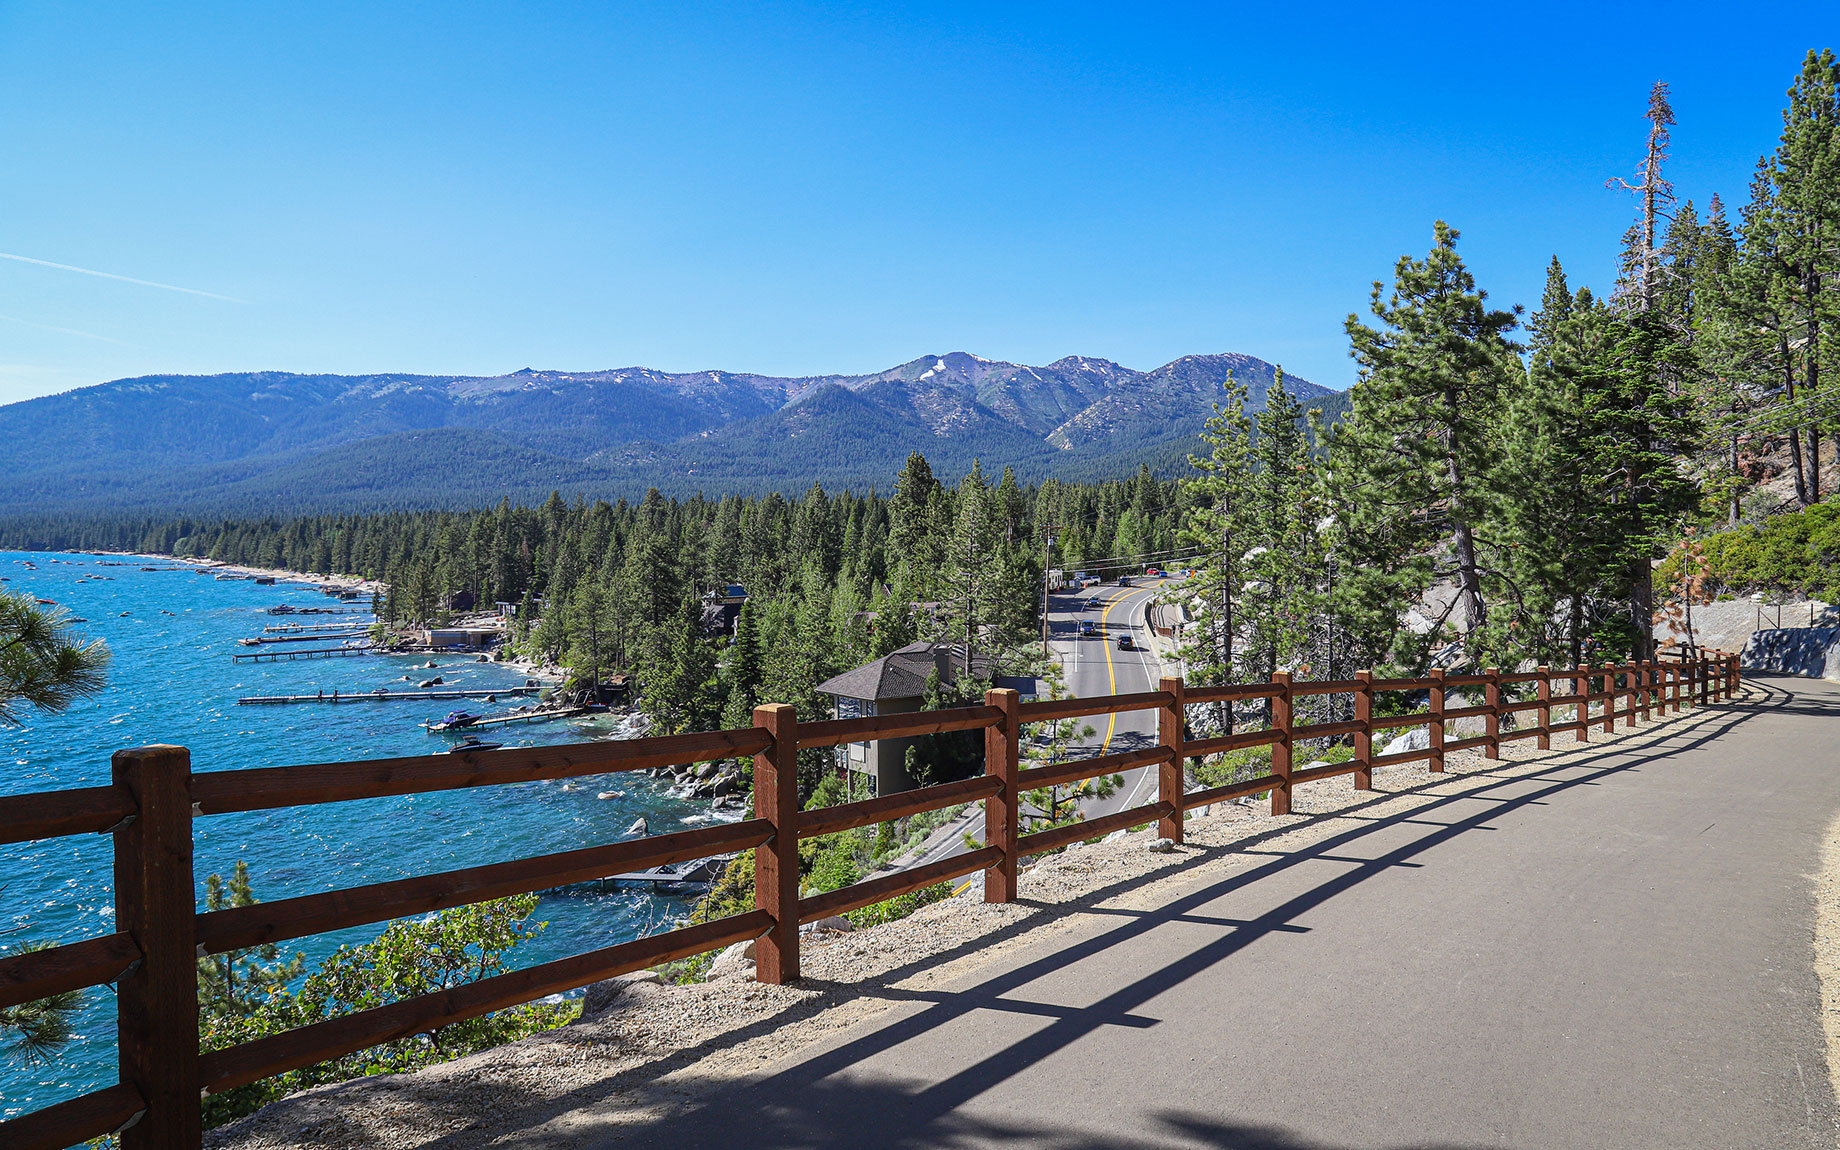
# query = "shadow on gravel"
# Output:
<box><xmin>398</xmin><ymin>677</ymin><xmax>1817</xmax><ymax>1150</ymax></box>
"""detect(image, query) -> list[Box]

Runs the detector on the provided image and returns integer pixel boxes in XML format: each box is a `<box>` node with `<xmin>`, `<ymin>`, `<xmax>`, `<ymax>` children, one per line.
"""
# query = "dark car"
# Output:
<box><xmin>1079</xmin><ymin>620</ymin><xmax>1097</xmax><ymax>636</ymax></box>
<box><xmin>1084</xmin><ymin>597</ymin><xmax>1102</xmax><ymax>610</ymax></box>
<box><xmin>1116</xmin><ymin>634</ymin><xmax>1134</xmax><ymax>650</ymax></box>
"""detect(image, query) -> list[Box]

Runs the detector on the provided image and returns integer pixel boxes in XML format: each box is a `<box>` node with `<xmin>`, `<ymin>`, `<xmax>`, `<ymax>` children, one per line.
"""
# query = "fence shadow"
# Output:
<box><xmin>378</xmin><ymin>685</ymin><xmax>1794</xmax><ymax>1150</ymax></box>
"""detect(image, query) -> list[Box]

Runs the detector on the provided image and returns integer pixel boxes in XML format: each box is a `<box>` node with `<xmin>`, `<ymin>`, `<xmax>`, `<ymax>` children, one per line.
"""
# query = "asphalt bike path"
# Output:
<box><xmin>648</xmin><ymin>674</ymin><xmax>1840</xmax><ymax>1149</ymax></box>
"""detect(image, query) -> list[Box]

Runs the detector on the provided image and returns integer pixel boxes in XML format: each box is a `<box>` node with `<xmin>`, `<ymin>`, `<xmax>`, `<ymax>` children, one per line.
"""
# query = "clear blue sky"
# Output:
<box><xmin>0</xmin><ymin>2</ymin><xmax>1828</xmax><ymax>404</ymax></box>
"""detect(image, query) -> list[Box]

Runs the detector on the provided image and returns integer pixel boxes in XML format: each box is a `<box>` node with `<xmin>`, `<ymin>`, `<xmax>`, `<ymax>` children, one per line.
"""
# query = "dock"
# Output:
<box><xmin>238</xmin><ymin>631</ymin><xmax>371</xmax><ymax>646</ymax></box>
<box><xmin>263</xmin><ymin>621</ymin><xmax>373</xmax><ymax>634</ymax></box>
<box><xmin>428</xmin><ymin>706</ymin><xmax>591</xmax><ymax>730</ymax></box>
<box><xmin>232</xmin><ymin>645</ymin><xmax>373</xmax><ymax>662</ymax></box>
<box><xmin>238</xmin><ymin>687</ymin><xmax>540</xmax><ymax>705</ymax></box>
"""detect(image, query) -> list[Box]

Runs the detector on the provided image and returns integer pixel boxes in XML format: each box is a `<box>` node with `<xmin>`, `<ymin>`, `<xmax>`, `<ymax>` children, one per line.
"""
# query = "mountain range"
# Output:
<box><xmin>0</xmin><ymin>351</ymin><xmax>1346</xmax><ymax>517</ymax></box>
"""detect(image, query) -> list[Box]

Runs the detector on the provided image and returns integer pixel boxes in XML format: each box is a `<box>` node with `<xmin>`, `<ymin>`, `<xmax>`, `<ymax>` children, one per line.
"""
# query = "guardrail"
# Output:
<box><xmin>0</xmin><ymin>652</ymin><xmax>1740</xmax><ymax>1148</ymax></box>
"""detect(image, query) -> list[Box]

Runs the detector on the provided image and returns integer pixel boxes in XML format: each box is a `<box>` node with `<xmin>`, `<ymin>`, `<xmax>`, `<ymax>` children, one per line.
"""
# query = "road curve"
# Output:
<box><xmin>664</xmin><ymin>674</ymin><xmax>1840</xmax><ymax>1148</ymax></box>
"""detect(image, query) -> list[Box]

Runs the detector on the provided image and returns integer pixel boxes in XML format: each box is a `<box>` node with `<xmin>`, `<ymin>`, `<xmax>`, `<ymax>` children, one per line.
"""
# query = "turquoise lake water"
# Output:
<box><xmin>0</xmin><ymin>551</ymin><xmax>719</xmax><ymax>1118</ymax></box>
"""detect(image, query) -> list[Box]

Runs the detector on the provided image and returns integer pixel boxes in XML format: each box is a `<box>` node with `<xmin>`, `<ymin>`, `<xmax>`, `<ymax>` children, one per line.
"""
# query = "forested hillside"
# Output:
<box><xmin>0</xmin><ymin>351</ymin><xmax>1343</xmax><ymax>516</ymax></box>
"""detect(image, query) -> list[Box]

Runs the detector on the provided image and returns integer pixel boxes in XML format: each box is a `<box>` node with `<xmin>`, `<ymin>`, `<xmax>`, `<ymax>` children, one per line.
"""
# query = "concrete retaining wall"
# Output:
<box><xmin>1741</xmin><ymin>626</ymin><xmax>1840</xmax><ymax>682</ymax></box>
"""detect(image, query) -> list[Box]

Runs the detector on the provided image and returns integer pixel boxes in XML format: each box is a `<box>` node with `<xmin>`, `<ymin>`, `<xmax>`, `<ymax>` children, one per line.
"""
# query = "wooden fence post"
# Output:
<box><xmin>752</xmin><ymin>704</ymin><xmax>800</xmax><ymax>984</ymax></box>
<box><xmin>1624</xmin><ymin>664</ymin><xmax>1638</xmax><ymax>728</ymax></box>
<box><xmin>112</xmin><ymin>745</ymin><xmax>199</xmax><ymax>1150</ymax></box>
<box><xmin>1270</xmin><ymin>672</ymin><xmax>1293</xmax><ymax>816</ymax></box>
<box><xmin>1157</xmin><ymin>676</ymin><xmax>1186</xmax><ymax>844</ymax></box>
<box><xmin>1427</xmin><ymin>668</ymin><xmax>1446</xmax><ymax>773</ymax></box>
<box><xmin>984</xmin><ymin>688</ymin><xmax>1020</xmax><ymax>902</ymax></box>
<box><xmin>1484</xmin><ymin>667</ymin><xmax>1501</xmax><ymax>760</ymax></box>
<box><xmin>1728</xmin><ymin>653</ymin><xmax>1740</xmax><ymax>699</ymax></box>
<box><xmin>1353</xmin><ymin>670</ymin><xmax>1374</xmax><ymax>790</ymax></box>
<box><xmin>1698</xmin><ymin>657</ymin><xmax>1711</xmax><ymax>707</ymax></box>
<box><xmin>1576</xmin><ymin>664</ymin><xmax>1590</xmax><ymax>742</ymax></box>
<box><xmin>1536</xmin><ymin>666</ymin><xmax>1551</xmax><ymax>750</ymax></box>
<box><xmin>1636</xmin><ymin>662</ymin><xmax>1650</xmax><ymax>723</ymax></box>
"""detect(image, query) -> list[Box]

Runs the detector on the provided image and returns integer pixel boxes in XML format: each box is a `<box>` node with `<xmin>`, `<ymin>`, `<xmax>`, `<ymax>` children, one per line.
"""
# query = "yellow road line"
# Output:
<box><xmin>1098</xmin><ymin>591</ymin><xmax>1128</xmax><ymax>752</ymax></box>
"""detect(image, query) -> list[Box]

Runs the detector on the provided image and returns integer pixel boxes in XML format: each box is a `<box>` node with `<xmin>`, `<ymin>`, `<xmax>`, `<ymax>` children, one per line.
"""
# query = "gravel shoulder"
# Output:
<box><xmin>212</xmin><ymin>694</ymin><xmax>1767</xmax><ymax>1150</ymax></box>
<box><xmin>1817</xmin><ymin>801</ymin><xmax>1840</xmax><ymax>1111</ymax></box>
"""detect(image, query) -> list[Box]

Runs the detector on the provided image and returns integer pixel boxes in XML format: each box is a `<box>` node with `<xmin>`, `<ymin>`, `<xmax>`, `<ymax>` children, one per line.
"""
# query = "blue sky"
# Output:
<box><xmin>0</xmin><ymin>3</ymin><xmax>1828</xmax><ymax>404</ymax></box>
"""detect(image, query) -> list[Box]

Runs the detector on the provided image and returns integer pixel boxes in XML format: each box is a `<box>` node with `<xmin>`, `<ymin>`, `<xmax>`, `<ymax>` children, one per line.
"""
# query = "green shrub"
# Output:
<box><xmin>845</xmin><ymin>882</ymin><xmax>953</xmax><ymax>929</ymax></box>
<box><xmin>201</xmin><ymin>894</ymin><xmax>574</xmax><ymax>1128</ymax></box>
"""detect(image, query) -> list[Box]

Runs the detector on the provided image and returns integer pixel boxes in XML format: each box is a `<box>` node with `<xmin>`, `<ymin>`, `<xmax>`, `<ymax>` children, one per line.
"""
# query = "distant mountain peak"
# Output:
<box><xmin>0</xmin><ymin>351</ymin><xmax>1345</xmax><ymax>516</ymax></box>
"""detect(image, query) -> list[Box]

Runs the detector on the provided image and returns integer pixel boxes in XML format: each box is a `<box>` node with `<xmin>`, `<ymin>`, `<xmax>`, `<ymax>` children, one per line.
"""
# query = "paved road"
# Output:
<box><xmin>904</xmin><ymin>578</ymin><xmax>1170</xmax><ymax>870</ymax></box>
<box><xmin>1049</xmin><ymin>578</ymin><xmax>1170</xmax><ymax>819</ymax></box>
<box><xmin>646</xmin><ymin>675</ymin><xmax>1840</xmax><ymax>1148</ymax></box>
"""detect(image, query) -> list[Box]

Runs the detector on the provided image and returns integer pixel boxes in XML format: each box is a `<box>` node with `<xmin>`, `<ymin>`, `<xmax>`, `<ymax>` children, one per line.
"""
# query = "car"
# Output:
<box><xmin>1116</xmin><ymin>634</ymin><xmax>1134</xmax><ymax>650</ymax></box>
<box><xmin>1078</xmin><ymin>620</ymin><xmax>1097</xmax><ymax>636</ymax></box>
<box><xmin>1117</xmin><ymin>576</ymin><xmax>1131</xmax><ymax>587</ymax></box>
<box><xmin>1084</xmin><ymin>598</ymin><xmax>1102</xmax><ymax>610</ymax></box>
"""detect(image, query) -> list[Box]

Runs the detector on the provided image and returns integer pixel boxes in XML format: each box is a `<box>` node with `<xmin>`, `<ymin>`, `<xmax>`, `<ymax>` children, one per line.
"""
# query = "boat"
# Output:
<box><xmin>446</xmin><ymin>736</ymin><xmax>503</xmax><ymax>753</ymax></box>
<box><xmin>423</xmin><ymin>710</ymin><xmax>479</xmax><ymax>732</ymax></box>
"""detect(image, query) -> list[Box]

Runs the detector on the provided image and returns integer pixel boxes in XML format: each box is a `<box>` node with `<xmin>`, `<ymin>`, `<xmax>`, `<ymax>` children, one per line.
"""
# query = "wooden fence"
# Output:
<box><xmin>0</xmin><ymin>653</ymin><xmax>1740</xmax><ymax>1149</ymax></box>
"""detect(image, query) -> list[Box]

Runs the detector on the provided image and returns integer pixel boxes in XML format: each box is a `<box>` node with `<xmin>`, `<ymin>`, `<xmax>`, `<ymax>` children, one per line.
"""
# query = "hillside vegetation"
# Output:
<box><xmin>0</xmin><ymin>352</ymin><xmax>1344</xmax><ymax>516</ymax></box>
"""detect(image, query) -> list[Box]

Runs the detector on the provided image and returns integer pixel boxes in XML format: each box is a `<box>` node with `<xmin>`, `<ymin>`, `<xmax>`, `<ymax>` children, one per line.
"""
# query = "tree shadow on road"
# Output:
<box><xmin>395</xmin><ymin>680</ymin><xmax>1817</xmax><ymax>1150</ymax></box>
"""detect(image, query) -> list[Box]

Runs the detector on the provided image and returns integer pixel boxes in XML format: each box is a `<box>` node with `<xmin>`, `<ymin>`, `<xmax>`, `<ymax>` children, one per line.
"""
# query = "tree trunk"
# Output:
<box><xmin>1568</xmin><ymin>595</ymin><xmax>1584</xmax><ymax>669</ymax></box>
<box><xmin>1784</xmin><ymin>356</ymin><xmax>1812</xmax><ymax>505</ymax></box>
<box><xmin>1730</xmin><ymin>434</ymin><xmax>1742</xmax><ymax>527</ymax></box>
<box><xmin>1451</xmin><ymin>520</ymin><xmax>1485</xmax><ymax>639</ymax></box>
<box><xmin>1630</xmin><ymin>556</ymin><xmax>1655</xmax><ymax>662</ymax></box>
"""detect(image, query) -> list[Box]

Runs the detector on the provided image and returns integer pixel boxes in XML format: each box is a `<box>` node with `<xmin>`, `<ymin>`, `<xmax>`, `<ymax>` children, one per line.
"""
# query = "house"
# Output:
<box><xmin>816</xmin><ymin>642</ymin><xmax>992</xmax><ymax>797</ymax></box>
<box><xmin>422</xmin><ymin>626</ymin><xmax>502</xmax><ymax>649</ymax></box>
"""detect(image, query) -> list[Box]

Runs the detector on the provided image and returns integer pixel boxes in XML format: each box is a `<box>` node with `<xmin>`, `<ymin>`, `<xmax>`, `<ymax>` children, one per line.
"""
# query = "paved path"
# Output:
<box><xmin>627</xmin><ymin>675</ymin><xmax>1840</xmax><ymax>1149</ymax></box>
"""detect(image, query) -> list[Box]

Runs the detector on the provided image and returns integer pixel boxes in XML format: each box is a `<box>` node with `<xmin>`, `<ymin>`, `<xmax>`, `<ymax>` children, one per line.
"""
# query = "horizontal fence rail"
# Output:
<box><xmin>0</xmin><ymin>651</ymin><xmax>1740</xmax><ymax>1149</ymax></box>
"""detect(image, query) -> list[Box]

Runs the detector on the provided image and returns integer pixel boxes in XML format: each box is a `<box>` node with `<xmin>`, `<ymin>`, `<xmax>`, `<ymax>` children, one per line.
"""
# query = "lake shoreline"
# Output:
<box><xmin>59</xmin><ymin>547</ymin><xmax>574</xmax><ymax>683</ymax></box>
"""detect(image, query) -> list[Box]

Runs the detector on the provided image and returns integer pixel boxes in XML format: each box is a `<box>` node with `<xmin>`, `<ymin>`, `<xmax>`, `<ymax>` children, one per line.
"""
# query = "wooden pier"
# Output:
<box><xmin>232</xmin><ymin>645</ymin><xmax>373</xmax><ymax>662</ymax></box>
<box><xmin>238</xmin><ymin>687</ymin><xmax>540</xmax><ymax>705</ymax></box>
<box><xmin>429</xmin><ymin>706</ymin><xmax>591</xmax><ymax>730</ymax></box>
<box><xmin>263</xmin><ymin>621</ymin><xmax>374</xmax><ymax>634</ymax></box>
<box><xmin>238</xmin><ymin>631</ymin><xmax>371</xmax><ymax>646</ymax></box>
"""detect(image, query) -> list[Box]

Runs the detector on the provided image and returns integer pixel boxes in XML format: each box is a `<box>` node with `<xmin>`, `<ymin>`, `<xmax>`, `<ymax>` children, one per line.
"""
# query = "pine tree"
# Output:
<box><xmin>719</xmin><ymin>602</ymin><xmax>763</xmax><ymax>730</ymax></box>
<box><xmin>1758</xmin><ymin>50</ymin><xmax>1840</xmax><ymax>502</ymax></box>
<box><xmin>0</xmin><ymin>941</ymin><xmax>84</xmax><ymax>1065</ymax></box>
<box><xmin>197</xmin><ymin>862</ymin><xmax>305</xmax><ymax>1024</ymax></box>
<box><xmin>939</xmin><ymin>462</ymin><xmax>1003</xmax><ymax>674</ymax></box>
<box><xmin>1174</xmin><ymin>375</ymin><xmax>1255</xmax><ymax>731</ymax></box>
<box><xmin>566</xmin><ymin>579</ymin><xmax>616</xmax><ymax>697</ymax></box>
<box><xmin>1610</xmin><ymin>82</ymin><xmax>1678</xmax><ymax>315</ymax></box>
<box><xmin>1331</xmin><ymin>222</ymin><xmax>1521</xmax><ymax>670</ymax></box>
<box><xmin>1243</xmin><ymin>373</ymin><xmax>1322</xmax><ymax>699</ymax></box>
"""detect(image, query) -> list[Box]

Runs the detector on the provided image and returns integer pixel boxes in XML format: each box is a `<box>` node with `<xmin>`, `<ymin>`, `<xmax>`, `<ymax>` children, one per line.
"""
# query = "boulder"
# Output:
<box><xmin>706</xmin><ymin>939</ymin><xmax>757</xmax><ymax>981</ymax></box>
<box><xmin>1382</xmin><ymin>727</ymin><xmax>1430</xmax><ymax>756</ymax></box>
<box><xmin>800</xmin><ymin>915</ymin><xmax>855</xmax><ymax>936</ymax></box>
<box><xmin>577</xmin><ymin>970</ymin><xmax>666</xmax><ymax>1022</ymax></box>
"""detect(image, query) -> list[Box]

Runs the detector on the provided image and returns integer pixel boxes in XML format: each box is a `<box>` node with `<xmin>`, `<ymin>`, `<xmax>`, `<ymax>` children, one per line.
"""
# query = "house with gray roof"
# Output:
<box><xmin>816</xmin><ymin>642</ymin><xmax>990</xmax><ymax>796</ymax></box>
